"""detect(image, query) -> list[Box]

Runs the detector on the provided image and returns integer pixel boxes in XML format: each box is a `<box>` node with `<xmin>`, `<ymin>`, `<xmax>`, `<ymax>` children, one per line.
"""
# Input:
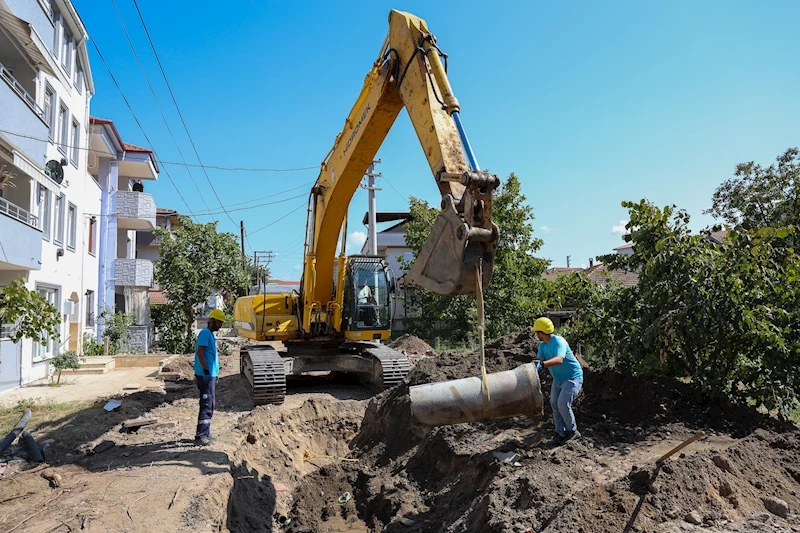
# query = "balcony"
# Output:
<box><xmin>0</xmin><ymin>60</ymin><xmax>48</xmax><ymax>161</ymax></box>
<box><xmin>114</xmin><ymin>259</ymin><xmax>153</xmax><ymax>287</ymax></box>
<box><xmin>116</xmin><ymin>191</ymin><xmax>156</xmax><ymax>230</ymax></box>
<box><xmin>0</xmin><ymin>196</ymin><xmax>42</xmax><ymax>270</ymax></box>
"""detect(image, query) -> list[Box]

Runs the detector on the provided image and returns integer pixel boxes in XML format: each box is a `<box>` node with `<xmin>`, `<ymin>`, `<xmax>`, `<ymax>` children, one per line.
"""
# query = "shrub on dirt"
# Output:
<box><xmin>51</xmin><ymin>350</ymin><xmax>80</xmax><ymax>384</ymax></box>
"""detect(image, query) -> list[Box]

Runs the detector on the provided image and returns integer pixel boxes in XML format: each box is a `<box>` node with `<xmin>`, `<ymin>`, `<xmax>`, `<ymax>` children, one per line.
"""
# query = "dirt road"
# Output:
<box><xmin>0</xmin><ymin>334</ymin><xmax>798</xmax><ymax>532</ymax></box>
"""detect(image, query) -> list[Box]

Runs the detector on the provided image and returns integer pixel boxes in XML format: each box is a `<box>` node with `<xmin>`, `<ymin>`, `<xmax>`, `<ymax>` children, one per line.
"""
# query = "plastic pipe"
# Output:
<box><xmin>21</xmin><ymin>431</ymin><xmax>43</xmax><ymax>462</ymax></box>
<box><xmin>409</xmin><ymin>363</ymin><xmax>544</xmax><ymax>427</ymax></box>
<box><xmin>0</xmin><ymin>408</ymin><xmax>31</xmax><ymax>455</ymax></box>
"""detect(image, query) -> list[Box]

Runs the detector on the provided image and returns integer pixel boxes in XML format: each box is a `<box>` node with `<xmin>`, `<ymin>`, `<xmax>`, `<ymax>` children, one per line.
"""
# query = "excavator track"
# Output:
<box><xmin>354</xmin><ymin>342</ymin><xmax>411</xmax><ymax>389</ymax></box>
<box><xmin>240</xmin><ymin>346</ymin><xmax>286</xmax><ymax>406</ymax></box>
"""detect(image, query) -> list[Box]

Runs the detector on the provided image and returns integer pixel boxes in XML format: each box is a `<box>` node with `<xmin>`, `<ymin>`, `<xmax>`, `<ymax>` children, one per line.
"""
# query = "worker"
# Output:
<box><xmin>194</xmin><ymin>309</ymin><xmax>225</xmax><ymax>446</ymax></box>
<box><xmin>532</xmin><ymin>317</ymin><xmax>583</xmax><ymax>446</ymax></box>
<box><xmin>357</xmin><ymin>280</ymin><xmax>375</xmax><ymax>326</ymax></box>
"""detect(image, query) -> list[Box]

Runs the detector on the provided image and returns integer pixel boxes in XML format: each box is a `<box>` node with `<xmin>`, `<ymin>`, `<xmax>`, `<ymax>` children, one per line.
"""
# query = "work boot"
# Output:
<box><xmin>194</xmin><ymin>435</ymin><xmax>217</xmax><ymax>446</ymax></box>
<box><xmin>546</xmin><ymin>433</ymin><xmax>565</xmax><ymax>447</ymax></box>
<box><xmin>563</xmin><ymin>429</ymin><xmax>581</xmax><ymax>443</ymax></box>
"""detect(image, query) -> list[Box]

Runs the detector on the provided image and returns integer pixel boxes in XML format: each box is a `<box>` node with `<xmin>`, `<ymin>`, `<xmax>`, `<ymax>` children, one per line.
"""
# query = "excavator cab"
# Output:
<box><xmin>342</xmin><ymin>256</ymin><xmax>393</xmax><ymax>340</ymax></box>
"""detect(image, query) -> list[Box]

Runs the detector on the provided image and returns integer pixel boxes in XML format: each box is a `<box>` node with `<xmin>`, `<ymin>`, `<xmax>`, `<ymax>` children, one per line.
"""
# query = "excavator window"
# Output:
<box><xmin>346</xmin><ymin>258</ymin><xmax>391</xmax><ymax>331</ymax></box>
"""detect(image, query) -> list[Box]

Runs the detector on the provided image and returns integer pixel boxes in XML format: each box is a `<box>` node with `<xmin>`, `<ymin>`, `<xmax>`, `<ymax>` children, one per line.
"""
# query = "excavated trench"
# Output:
<box><xmin>221</xmin><ymin>332</ymin><xmax>800</xmax><ymax>532</ymax></box>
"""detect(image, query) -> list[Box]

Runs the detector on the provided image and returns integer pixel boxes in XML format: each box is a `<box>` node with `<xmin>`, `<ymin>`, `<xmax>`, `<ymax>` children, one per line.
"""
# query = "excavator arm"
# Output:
<box><xmin>302</xmin><ymin>9</ymin><xmax>500</xmax><ymax>332</ymax></box>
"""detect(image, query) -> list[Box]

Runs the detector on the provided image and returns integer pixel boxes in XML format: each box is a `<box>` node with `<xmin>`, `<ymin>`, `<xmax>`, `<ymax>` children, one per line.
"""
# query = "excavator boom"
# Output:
<box><xmin>303</xmin><ymin>10</ymin><xmax>500</xmax><ymax>331</ymax></box>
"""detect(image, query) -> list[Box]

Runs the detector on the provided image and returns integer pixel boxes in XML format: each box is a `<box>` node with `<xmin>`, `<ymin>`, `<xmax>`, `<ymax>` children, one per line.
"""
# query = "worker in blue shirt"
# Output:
<box><xmin>194</xmin><ymin>309</ymin><xmax>225</xmax><ymax>446</ymax></box>
<box><xmin>532</xmin><ymin>317</ymin><xmax>584</xmax><ymax>446</ymax></box>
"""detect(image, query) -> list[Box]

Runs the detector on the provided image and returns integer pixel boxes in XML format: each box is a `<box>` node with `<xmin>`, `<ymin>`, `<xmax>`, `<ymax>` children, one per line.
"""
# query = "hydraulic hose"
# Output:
<box><xmin>0</xmin><ymin>408</ymin><xmax>31</xmax><ymax>455</ymax></box>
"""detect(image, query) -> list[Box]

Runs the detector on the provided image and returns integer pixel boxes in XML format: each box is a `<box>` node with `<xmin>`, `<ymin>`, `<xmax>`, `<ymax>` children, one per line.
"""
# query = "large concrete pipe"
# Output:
<box><xmin>409</xmin><ymin>363</ymin><xmax>544</xmax><ymax>427</ymax></box>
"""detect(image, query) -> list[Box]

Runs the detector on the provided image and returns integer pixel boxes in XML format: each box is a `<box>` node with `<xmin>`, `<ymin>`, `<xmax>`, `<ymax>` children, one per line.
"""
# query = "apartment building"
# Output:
<box><xmin>0</xmin><ymin>0</ymin><xmax>98</xmax><ymax>391</ymax></box>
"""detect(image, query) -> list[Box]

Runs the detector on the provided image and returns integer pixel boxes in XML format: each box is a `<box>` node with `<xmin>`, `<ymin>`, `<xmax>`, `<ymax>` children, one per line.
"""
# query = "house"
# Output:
<box><xmin>0</xmin><ymin>0</ymin><xmax>98</xmax><ymax>391</ymax></box>
<box><xmin>88</xmin><ymin>116</ymin><xmax>158</xmax><ymax>353</ymax></box>
<box><xmin>359</xmin><ymin>212</ymin><xmax>414</xmax><ymax>331</ymax></box>
<box><xmin>136</xmin><ymin>207</ymin><xmax>178</xmax><ymax>306</ymax></box>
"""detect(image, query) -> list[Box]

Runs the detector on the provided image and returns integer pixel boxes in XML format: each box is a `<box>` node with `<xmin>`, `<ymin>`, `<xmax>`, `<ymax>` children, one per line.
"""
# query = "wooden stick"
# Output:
<box><xmin>126</xmin><ymin>492</ymin><xmax>152</xmax><ymax>521</ymax></box>
<box><xmin>0</xmin><ymin>491</ymin><xmax>35</xmax><ymax>504</ymax></box>
<box><xmin>8</xmin><ymin>512</ymin><xmax>38</xmax><ymax>533</ymax></box>
<box><xmin>168</xmin><ymin>487</ymin><xmax>181</xmax><ymax>510</ymax></box>
<box><xmin>656</xmin><ymin>432</ymin><xmax>706</xmax><ymax>464</ymax></box>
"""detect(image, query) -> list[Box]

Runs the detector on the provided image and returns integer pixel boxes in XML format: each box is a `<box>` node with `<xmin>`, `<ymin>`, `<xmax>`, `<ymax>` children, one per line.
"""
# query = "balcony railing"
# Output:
<box><xmin>0</xmin><ymin>61</ymin><xmax>46</xmax><ymax>123</ymax></box>
<box><xmin>0</xmin><ymin>196</ymin><xmax>40</xmax><ymax>230</ymax></box>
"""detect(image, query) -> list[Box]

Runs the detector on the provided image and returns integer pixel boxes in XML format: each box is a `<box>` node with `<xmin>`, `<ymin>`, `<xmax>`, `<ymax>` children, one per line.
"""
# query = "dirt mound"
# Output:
<box><xmin>342</xmin><ymin>333</ymin><xmax>800</xmax><ymax>532</ymax></box>
<box><xmin>388</xmin><ymin>335</ymin><xmax>435</xmax><ymax>355</ymax></box>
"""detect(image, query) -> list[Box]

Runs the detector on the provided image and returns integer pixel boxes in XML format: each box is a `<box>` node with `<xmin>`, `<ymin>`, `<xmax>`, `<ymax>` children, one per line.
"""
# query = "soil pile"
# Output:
<box><xmin>389</xmin><ymin>335</ymin><xmax>435</xmax><ymax>355</ymax></box>
<box><xmin>344</xmin><ymin>332</ymin><xmax>800</xmax><ymax>532</ymax></box>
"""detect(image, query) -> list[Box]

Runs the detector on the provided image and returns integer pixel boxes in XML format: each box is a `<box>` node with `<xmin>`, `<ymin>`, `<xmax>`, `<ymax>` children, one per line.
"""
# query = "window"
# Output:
<box><xmin>85</xmin><ymin>290</ymin><xmax>95</xmax><ymax>327</ymax></box>
<box><xmin>67</xmin><ymin>203</ymin><xmax>77</xmax><ymax>251</ymax></box>
<box><xmin>74</xmin><ymin>58</ymin><xmax>84</xmax><ymax>93</ymax></box>
<box><xmin>38</xmin><ymin>184</ymin><xmax>51</xmax><ymax>239</ymax></box>
<box><xmin>35</xmin><ymin>284</ymin><xmax>60</xmax><ymax>361</ymax></box>
<box><xmin>61</xmin><ymin>27</ymin><xmax>73</xmax><ymax>74</ymax></box>
<box><xmin>54</xmin><ymin>194</ymin><xmax>64</xmax><ymax>245</ymax></box>
<box><xmin>88</xmin><ymin>216</ymin><xmax>97</xmax><ymax>255</ymax></box>
<box><xmin>51</xmin><ymin>8</ymin><xmax>61</xmax><ymax>58</ymax></box>
<box><xmin>44</xmin><ymin>86</ymin><xmax>55</xmax><ymax>140</ymax></box>
<box><xmin>58</xmin><ymin>103</ymin><xmax>68</xmax><ymax>154</ymax></box>
<box><xmin>70</xmin><ymin>118</ymin><xmax>79</xmax><ymax>166</ymax></box>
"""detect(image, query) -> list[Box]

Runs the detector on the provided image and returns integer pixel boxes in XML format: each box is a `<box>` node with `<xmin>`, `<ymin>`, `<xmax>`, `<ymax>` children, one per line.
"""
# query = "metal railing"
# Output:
<box><xmin>0</xmin><ymin>196</ymin><xmax>41</xmax><ymax>230</ymax></box>
<box><xmin>0</xmin><ymin>60</ymin><xmax>46</xmax><ymax>122</ymax></box>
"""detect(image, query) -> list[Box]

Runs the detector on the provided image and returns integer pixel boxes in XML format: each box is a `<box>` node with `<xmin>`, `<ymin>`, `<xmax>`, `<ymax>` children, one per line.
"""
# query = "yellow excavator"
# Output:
<box><xmin>234</xmin><ymin>9</ymin><xmax>500</xmax><ymax>405</ymax></box>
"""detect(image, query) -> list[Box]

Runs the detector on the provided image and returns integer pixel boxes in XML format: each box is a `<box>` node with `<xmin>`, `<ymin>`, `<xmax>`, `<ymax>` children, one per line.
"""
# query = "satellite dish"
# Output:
<box><xmin>45</xmin><ymin>160</ymin><xmax>64</xmax><ymax>184</ymax></box>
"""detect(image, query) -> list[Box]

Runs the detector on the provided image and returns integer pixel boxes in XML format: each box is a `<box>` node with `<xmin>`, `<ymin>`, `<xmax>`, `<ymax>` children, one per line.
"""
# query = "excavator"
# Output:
<box><xmin>233</xmin><ymin>9</ymin><xmax>500</xmax><ymax>406</ymax></box>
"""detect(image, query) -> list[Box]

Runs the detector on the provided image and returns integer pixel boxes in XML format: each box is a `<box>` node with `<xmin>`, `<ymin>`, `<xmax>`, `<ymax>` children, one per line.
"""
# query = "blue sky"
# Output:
<box><xmin>74</xmin><ymin>0</ymin><xmax>800</xmax><ymax>278</ymax></box>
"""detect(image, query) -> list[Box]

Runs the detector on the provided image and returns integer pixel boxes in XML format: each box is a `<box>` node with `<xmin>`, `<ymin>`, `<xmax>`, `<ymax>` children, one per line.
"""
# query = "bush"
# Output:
<box><xmin>98</xmin><ymin>307</ymin><xmax>134</xmax><ymax>354</ymax></box>
<box><xmin>83</xmin><ymin>333</ymin><xmax>104</xmax><ymax>356</ymax></box>
<box><xmin>52</xmin><ymin>350</ymin><xmax>80</xmax><ymax>384</ymax></box>
<box><xmin>152</xmin><ymin>304</ymin><xmax>195</xmax><ymax>354</ymax></box>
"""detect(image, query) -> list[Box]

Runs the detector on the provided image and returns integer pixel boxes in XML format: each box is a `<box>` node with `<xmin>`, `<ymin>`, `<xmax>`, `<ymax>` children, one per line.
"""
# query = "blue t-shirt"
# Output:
<box><xmin>193</xmin><ymin>328</ymin><xmax>219</xmax><ymax>377</ymax></box>
<box><xmin>538</xmin><ymin>335</ymin><xmax>583</xmax><ymax>382</ymax></box>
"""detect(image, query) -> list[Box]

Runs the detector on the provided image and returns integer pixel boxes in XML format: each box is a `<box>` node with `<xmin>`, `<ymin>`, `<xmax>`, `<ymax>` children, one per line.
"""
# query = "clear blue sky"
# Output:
<box><xmin>74</xmin><ymin>0</ymin><xmax>800</xmax><ymax>279</ymax></box>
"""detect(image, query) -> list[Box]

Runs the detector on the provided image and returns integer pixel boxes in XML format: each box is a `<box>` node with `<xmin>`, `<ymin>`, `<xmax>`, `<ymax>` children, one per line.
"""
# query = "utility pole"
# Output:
<box><xmin>240</xmin><ymin>221</ymin><xmax>246</xmax><ymax>270</ymax></box>
<box><xmin>362</xmin><ymin>159</ymin><xmax>382</xmax><ymax>255</ymax></box>
<box><xmin>253</xmin><ymin>251</ymin><xmax>275</xmax><ymax>288</ymax></box>
<box><xmin>566</xmin><ymin>255</ymin><xmax>571</xmax><ymax>268</ymax></box>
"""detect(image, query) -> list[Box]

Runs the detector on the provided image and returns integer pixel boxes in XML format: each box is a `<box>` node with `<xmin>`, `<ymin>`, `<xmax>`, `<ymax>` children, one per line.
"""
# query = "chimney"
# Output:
<box><xmin>589</xmin><ymin>258</ymin><xmax>594</xmax><ymax>268</ymax></box>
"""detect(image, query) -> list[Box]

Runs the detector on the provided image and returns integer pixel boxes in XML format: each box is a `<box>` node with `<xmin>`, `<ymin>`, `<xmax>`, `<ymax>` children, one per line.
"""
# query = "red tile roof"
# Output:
<box><xmin>149</xmin><ymin>290</ymin><xmax>168</xmax><ymax>305</ymax></box>
<box><xmin>122</xmin><ymin>142</ymin><xmax>153</xmax><ymax>154</ymax></box>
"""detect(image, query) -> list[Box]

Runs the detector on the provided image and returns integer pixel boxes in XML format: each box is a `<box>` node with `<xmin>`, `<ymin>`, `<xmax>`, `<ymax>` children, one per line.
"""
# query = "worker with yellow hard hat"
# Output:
<box><xmin>194</xmin><ymin>308</ymin><xmax>226</xmax><ymax>446</ymax></box>
<box><xmin>532</xmin><ymin>317</ymin><xmax>584</xmax><ymax>447</ymax></box>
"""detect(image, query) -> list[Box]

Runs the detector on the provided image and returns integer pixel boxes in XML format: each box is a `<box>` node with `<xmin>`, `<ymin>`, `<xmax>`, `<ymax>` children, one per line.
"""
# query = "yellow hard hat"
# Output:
<box><xmin>209</xmin><ymin>309</ymin><xmax>225</xmax><ymax>322</ymax></box>
<box><xmin>531</xmin><ymin>317</ymin><xmax>554</xmax><ymax>335</ymax></box>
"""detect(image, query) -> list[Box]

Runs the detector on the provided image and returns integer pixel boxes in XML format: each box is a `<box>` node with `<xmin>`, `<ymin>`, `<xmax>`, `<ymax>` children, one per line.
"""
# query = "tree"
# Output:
<box><xmin>402</xmin><ymin>173</ymin><xmax>550</xmax><ymax>341</ymax></box>
<box><xmin>706</xmin><ymin>147</ymin><xmax>800</xmax><ymax>231</ymax></box>
<box><xmin>0</xmin><ymin>278</ymin><xmax>60</xmax><ymax>345</ymax></box>
<box><xmin>153</xmin><ymin>217</ymin><xmax>251</xmax><ymax>350</ymax></box>
<box><xmin>578</xmin><ymin>199</ymin><xmax>800</xmax><ymax>420</ymax></box>
<box><xmin>52</xmin><ymin>350</ymin><xmax>80</xmax><ymax>384</ymax></box>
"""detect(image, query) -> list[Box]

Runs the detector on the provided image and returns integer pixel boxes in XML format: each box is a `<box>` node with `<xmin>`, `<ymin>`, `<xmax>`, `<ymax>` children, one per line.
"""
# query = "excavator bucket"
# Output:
<box><xmin>404</xmin><ymin>195</ymin><xmax>499</xmax><ymax>295</ymax></box>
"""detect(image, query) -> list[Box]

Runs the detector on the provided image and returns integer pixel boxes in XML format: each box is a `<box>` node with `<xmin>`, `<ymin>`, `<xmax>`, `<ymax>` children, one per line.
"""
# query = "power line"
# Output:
<box><xmin>0</xmin><ymin>128</ymin><xmax>319</xmax><ymax>173</ymax></box>
<box><xmin>210</xmin><ymin>181</ymin><xmax>313</xmax><ymax>209</ymax></box>
<box><xmin>130</xmin><ymin>0</ymin><xmax>237</xmax><ymax>229</ymax></box>
<box><xmin>88</xmin><ymin>38</ymin><xmax>198</xmax><ymax>220</ymax></box>
<box><xmin>190</xmin><ymin>193</ymin><xmax>308</xmax><ymax>217</ymax></box>
<box><xmin>249</xmin><ymin>203</ymin><xmax>307</xmax><ymax>236</ymax></box>
<box><xmin>108</xmin><ymin>0</ymin><xmax>214</xmax><ymax>219</ymax></box>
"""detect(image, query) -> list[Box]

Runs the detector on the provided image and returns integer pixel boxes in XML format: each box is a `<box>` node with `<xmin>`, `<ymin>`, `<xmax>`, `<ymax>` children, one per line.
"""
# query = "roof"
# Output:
<box><xmin>614</xmin><ymin>242</ymin><xmax>635</xmax><ymax>251</ymax></box>
<box><xmin>149</xmin><ymin>290</ymin><xmax>168</xmax><ymax>305</ymax></box>
<box><xmin>361</xmin><ymin>212</ymin><xmax>412</xmax><ymax>226</ymax></box>
<box><xmin>122</xmin><ymin>143</ymin><xmax>153</xmax><ymax>153</ymax></box>
<box><xmin>584</xmin><ymin>265</ymin><xmax>640</xmax><ymax>288</ymax></box>
<box><xmin>542</xmin><ymin>267</ymin><xmax>584</xmax><ymax>281</ymax></box>
<box><xmin>156</xmin><ymin>208</ymin><xmax>179</xmax><ymax>215</ymax></box>
<box><xmin>708</xmin><ymin>229</ymin><xmax>729</xmax><ymax>244</ymax></box>
<box><xmin>89</xmin><ymin>116</ymin><xmax>159</xmax><ymax>172</ymax></box>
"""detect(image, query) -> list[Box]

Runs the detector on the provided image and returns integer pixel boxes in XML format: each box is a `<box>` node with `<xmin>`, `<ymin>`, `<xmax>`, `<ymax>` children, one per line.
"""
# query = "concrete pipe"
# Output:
<box><xmin>409</xmin><ymin>363</ymin><xmax>544</xmax><ymax>427</ymax></box>
<box><xmin>0</xmin><ymin>408</ymin><xmax>31</xmax><ymax>455</ymax></box>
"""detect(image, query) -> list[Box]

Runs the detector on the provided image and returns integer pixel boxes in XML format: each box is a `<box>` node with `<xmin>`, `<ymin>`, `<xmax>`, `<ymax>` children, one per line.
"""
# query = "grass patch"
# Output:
<box><xmin>0</xmin><ymin>399</ymin><xmax>94</xmax><ymax>437</ymax></box>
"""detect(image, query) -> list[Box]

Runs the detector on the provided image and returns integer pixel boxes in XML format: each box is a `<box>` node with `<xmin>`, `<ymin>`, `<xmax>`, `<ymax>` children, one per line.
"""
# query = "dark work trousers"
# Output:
<box><xmin>195</xmin><ymin>375</ymin><xmax>217</xmax><ymax>438</ymax></box>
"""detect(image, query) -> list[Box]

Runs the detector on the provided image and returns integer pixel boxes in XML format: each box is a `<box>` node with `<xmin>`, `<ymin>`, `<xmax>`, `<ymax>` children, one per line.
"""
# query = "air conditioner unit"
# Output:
<box><xmin>63</xmin><ymin>300</ymin><xmax>78</xmax><ymax>321</ymax></box>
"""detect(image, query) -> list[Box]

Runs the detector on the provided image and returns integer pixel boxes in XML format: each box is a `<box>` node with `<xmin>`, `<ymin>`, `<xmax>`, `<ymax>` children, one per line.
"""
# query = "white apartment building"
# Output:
<box><xmin>0</xmin><ymin>0</ymin><xmax>98</xmax><ymax>391</ymax></box>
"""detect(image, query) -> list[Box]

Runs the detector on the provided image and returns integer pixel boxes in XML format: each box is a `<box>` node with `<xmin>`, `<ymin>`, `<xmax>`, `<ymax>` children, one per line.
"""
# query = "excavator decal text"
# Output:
<box><xmin>343</xmin><ymin>104</ymin><xmax>371</xmax><ymax>155</ymax></box>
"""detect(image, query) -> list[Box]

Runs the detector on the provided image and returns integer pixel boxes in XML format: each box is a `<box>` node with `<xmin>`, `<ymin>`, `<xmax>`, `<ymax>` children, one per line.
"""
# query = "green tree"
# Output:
<box><xmin>52</xmin><ymin>350</ymin><xmax>80</xmax><ymax>384</ymax></box>
<box><xmin>706</xmin><ymin>147</ymin><xmax>800</xmax><ymax>231</ymax></box>
<box><xmin>0</xmin><ymin>278</ymin><xmax>60</xmax><ymax>345</ymax></box>
<box><xmin>402</xmin><ymin>173</ymin><xmax>549</xmax><ymax>341</ymax></box>
<box><xmin>153</xmin><ymin>217</ymin><xmax>250</xmax><ymax>348</ymax></box>
<box><xmin>585</xmin><ymin>199</ymin><xmax>800</xmax><ymax>419</ymax></box>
